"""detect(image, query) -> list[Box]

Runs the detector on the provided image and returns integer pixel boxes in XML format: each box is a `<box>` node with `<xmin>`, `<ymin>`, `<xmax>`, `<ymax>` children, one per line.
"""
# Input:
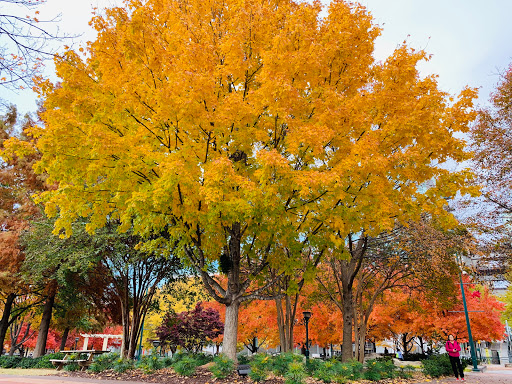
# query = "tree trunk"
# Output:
<box><xmin>275</xmin><ymin>294</ymin><xmax>297</xmax><ymax>353</ymax></box>
<box><xmin>58</xmin><ymin>327</ymin><xmax>70</xmax><ymax>351</ymax></box>
<box><xmin>119</xmin><ymin>279</ymin><xmax>130</xmax><ymax>359</ymax></box>
<box><xmin>127</xmin><ymin>304</ymin><xmax>143</xmax><ymax>360</ymax></box>
<box><xmin>341</xmin><ymin>275</ymin><xmax>354</xmax><ymax>362</ymax></box>
<box><xmin>0</xmin><ymin>293</ymin><xmax>15</xmax><ymax>355</ymax></box>
<box><xmin>275</xmin><ymin>297</ymin><xmax>287</xmax><ymax>352</ymax></box>
<box><xmin>223</xmin><ymin>300</ymin><xmax>240</xmax><ymax>361</ymax></box>
<box><xmin>418</xmin><ymin>336</ymin><xmax>425</xmax><ymax>355</ymax></box>
<box><xmin>33</xmin><ymin>294</ymin><xmax>55</xmax><ymax>358</ymax></box>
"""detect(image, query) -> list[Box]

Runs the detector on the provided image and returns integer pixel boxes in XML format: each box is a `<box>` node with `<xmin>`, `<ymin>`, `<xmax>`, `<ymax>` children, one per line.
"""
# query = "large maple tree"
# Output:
<box><xmin>34</xmin><ymin>0</ymin><xmax>477</xmax><ymax>359</ymax></box>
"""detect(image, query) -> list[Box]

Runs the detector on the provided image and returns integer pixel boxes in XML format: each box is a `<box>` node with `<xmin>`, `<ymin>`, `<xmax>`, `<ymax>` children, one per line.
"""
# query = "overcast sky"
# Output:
<box><xmin>3</xmin><ymin>0</ymin><xmax>512</xmax><ymax>114</ymax></box>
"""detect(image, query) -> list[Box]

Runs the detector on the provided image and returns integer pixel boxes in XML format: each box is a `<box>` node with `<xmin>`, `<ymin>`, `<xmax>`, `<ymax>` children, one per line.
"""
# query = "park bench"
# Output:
<box><xmin>50</xmin><ymin>350</ymin><xmax>107</xmax><ymax>371</ymax></box>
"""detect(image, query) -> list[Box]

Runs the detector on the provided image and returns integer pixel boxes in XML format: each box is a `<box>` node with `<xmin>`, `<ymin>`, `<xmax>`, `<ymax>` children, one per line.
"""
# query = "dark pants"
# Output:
<box><xmin>449</xmin><ymin>355</ymin><xmax>464</xmax><ymax>378</ymax></box>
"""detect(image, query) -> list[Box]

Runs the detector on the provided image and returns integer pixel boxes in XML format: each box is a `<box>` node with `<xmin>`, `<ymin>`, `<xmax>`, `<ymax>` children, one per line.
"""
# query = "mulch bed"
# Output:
<box><xmin>58</xmin><ymin>367</ymin><xmax>427</xmax><ymax>384</ymax></box>
<box><xmin>58</xmin><ymin>367</ymin><xmax>284</xmax><ymax>383</ymax></box>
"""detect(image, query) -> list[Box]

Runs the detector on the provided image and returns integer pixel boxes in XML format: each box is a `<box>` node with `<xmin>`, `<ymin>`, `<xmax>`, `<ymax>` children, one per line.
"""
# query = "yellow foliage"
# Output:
<box><xmin>33</xmin><ymin>0</ymin><xmax>477</xmax><ymax>354</ymax></box>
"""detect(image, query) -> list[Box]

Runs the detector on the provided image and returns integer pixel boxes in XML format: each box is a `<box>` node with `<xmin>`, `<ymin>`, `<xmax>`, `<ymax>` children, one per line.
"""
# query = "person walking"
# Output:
<box><xmin>446</xmin><ymin>334</ymin><xmax>465</xmax><ymax>381</ymax></box>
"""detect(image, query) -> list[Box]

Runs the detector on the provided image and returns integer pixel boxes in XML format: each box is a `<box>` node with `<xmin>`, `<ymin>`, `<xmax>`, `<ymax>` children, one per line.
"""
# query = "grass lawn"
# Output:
<box><xmin>0</xmin><ymin>368</ymin><xmax>55</xmax><ymax>376</ymax></box>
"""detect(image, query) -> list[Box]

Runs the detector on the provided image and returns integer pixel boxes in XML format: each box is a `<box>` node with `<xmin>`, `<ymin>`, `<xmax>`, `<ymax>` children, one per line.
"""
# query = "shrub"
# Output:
<box><xmin>364</xmin><ymin>359</ymin><xmax>396</xmax><ymax>381</ymax></box>
<box><xmin>136</xmin><ymin>355</ymin><xmax>163</xmax><ymax>373</ymax></box>
<box><xmin>336</xmin><ymin>360</ymin><xmax>363</xmax><ymax>380</ymax></box>
<box><xmin>403</xmin><ymin>353</ymin><xmax>428</xmax><ymax>361</ymax></box>
<box><xmin>89</xmin><ymin>352</ymin><xmax>120</xmax><ymax>372</ymax></box>
<box><xmin>249</xmin><ymin>353</ymin><xmax>272</xmax><ymax>382</ymax></box>
<box><xmin>313</xmin><ymin>360</ymin><xmax>337</xmax><ymax>383</ymax></box>
<box><xmin>422</xmin><ymin>354</ymin><xmax>452</xmax><ymax>377</ymax></box>
<box><xmin>161</xmin><ymin>356</ymin><xmax>174</xmax><ymax>368</ymax></box>
<box><xmin>284</xmin><ymin>361</ymin><xmax>307</xmax><ymax>384</ymax></box>
<box><xmin>0</xmin><ymin>356</ymin><xmax>22</xmax><ymax>368</ymax></box>
<box><xmin>173</xmin><ymin>355</ymin><xmax>199</xmax><ymax>376</ymax></box>
<box><xmin>35</xmin><ymin>352</ymin><xmax>65</xmax><ymax>369</ymax></box>
<box><xmin>193</xmin><ymin>352</ymin><xmax>213</xmax><ymax>366</ymax></box>
<box><xmin>63</xmin><ymin>362</ymin><xmax>80</xmax><ymax>371</ymax></box>
<box><xmin>237</xmin><ymin>354</ymin><xmax>251</xmax><ymax>364</ymax></box>
<box><xmin>460</xmin><ymin>356</ymin><xmax>472</xmax><ymax>369</ymax></box>
<box><xmin>271</xmin><ymin>352</ymin><xmax>303</xmax><ymax>376</ymax></box>
<box><xmin>16</xmin><ymin>358</ymin><xmax>39</xmax><ymax>369</ymax></box>
<box><xmin>397</xmin><ymin>365</ymin><xmax>416</xmax><ymax>379</ymax></box>
<box><xmin>305</xmin><ymin>357</ymin><xmax>322</xmax><ymax>374</ymax></box>
<box><xmin>210</xmin><ymin>355</ymin><xmax>235</xmax><ymax>379</ymax></box>
<box><xmin>113</xmin><ymin>358</ymin><xmax>135</xmax><ymax>373</ymax></box>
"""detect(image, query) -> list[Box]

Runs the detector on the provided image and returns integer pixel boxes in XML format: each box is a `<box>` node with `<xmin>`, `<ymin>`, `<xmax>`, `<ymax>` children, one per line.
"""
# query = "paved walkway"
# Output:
<box><xmin>413</xmin><ymin>365</ymin><xmax>512</xmax><ymax>384</ymax></box>
<box><xmin>0</xmin><ymin>366</ymin><xmax>511</xmax><ymax>384</ymax></box>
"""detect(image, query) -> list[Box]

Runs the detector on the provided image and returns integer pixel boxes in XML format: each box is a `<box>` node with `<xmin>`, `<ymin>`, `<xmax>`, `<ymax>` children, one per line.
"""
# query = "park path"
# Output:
<box><xmin>412</xmin><ymin>365</ymin><xmax>512</xmax><ymax>384</ymax></box>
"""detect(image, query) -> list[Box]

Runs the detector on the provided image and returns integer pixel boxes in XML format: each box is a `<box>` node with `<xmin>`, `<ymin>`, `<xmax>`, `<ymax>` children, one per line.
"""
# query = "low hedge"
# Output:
<box><xmin>0</xmin><ymin>353</ymin><xmax>65</xmax><ymax>369</ymax></box>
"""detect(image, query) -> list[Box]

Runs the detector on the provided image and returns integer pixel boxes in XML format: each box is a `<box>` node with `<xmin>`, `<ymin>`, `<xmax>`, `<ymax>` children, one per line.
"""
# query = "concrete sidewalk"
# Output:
<box><xmin>413</xmin><ymin>365</ymin><xmax>512</xmax><ymax>384</ymax></box>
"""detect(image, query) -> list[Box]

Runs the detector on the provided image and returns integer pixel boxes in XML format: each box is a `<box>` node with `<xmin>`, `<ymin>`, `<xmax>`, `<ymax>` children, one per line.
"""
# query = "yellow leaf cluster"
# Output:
<box><xmin>34</xmin><ymin>0</ymin><xmax>476</xmax><ymax>266</ymax></box>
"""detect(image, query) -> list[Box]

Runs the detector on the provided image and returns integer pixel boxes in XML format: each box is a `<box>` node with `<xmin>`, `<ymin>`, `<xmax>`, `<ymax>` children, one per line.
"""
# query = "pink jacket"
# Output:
<box><xmin>445</xmin><ymin>340</ymin><xmax>461</xmax><ymax>357</ymax></box>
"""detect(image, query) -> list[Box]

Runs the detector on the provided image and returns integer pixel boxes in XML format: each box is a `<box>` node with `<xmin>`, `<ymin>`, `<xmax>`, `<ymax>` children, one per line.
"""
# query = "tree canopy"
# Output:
<box><xmin>33</xmin><ymin>0</ymin><xmax>478</xmax><ymax>359</ymax></box>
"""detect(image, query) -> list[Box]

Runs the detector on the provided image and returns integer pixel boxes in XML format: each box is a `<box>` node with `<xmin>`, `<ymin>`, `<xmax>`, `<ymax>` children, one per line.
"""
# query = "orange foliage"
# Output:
<box><xmin>371</xmin><ymin>278</ymin><xmax>505</xmax><ymax>346</ymax></box>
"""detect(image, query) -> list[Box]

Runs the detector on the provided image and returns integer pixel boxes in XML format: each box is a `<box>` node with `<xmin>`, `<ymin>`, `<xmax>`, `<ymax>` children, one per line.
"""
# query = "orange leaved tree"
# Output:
<box><xmin>34</xmin><ymin>0</ymin><xmax>477</xmax><ymax>360</ymax></box>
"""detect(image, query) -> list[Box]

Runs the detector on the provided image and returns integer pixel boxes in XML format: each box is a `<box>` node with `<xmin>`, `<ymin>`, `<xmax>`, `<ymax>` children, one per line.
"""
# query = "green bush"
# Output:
<box><xmin>16</xmin><ymin>358</ymin><xmax>39</xmax><ymax>369</ymax></box>
<box><xmin>336</xmin><ymin>360</ymin><xmax>363</xmax><ymax>380</ymax></box>
<box><xmin>63</xmin><ymin>362</ymin><xmax>80</xmax><ymax>372</ymax></box>
<box><xmin>161</xmin><ymin>356</ymin><xmax>174</xmax><ymax>368</ymax></box>
<box><xmin>35</xmin><ymin>353</ymin><xmax>65</xmax><ymax>369</ymax></box>
<box><xmin>248</xmin><ymin>353</ymin><xmax>272</xmax><ymax>382</ymax></box>
<box><xmin>397</xmin><ymin>365</ymin><xmax>416</xmax><ymax>379</ymax></box>
<box><xmin>210</xmin><ymin>355</ymin><xmax>234</xmax><ymax>379</ymax></box>
<box><xmin>237</xmin><ymin>354</ymin><xmax>252</xmax><ymax>365</ymax></box>
<box><xmin>89</xmin><ymin>352</ymin><xmax>120</xmax><ymax>372</ymax></box>
<box><xmin>305</xmin><ymin>357</ymin><xmax>322</xmax><ymax>374</ymax></box>
<box><xmin>0</xmin><ymin>356</ymin><xmax>22</xmax><ymax>368</ymax></box>
<box><xmin>136</xmin><ymin>355</ymin><xmax>163</xmax><ymax>373</ymax></box>
<box><xmin>422</xmin><ymin>354</ymin><xmax>453</xmax><ymax>377</ymax></box>
<box><xmin>460</xmin><ymin>357</ymin><xmax>472</xmax><ymax>369</ymax></box>
<box><xmin>173</xmin><ymin>355</ymin><xmax>199</xmax><ymax>376</ymax></box>
<box><xmin>313</xmin><ymin>360</ymin><xmax>337</xmax><ymax>383</ymax></box>
<box><xmin>284</xmin><ymin>361</ymin><xmax>307</xmax><ymax>384</ymax></box>
<box><xmin>112</xmin><ymin>358</ymin><xmax>135</xmax><ymax>373</ymax></box>
<box><xmin>271</xmin><ymin>352</ymin><xmax>303</xmax><ymax>376</ymax></box>
<box><xmin>364</xmin><ymin>359</ymin><xmax>396</xmax><ymax>381</ymax></box>
<box><xmin>193</xmin><ymin>353</ymin><xmax>213</xmax><ymax>366</ymax></box>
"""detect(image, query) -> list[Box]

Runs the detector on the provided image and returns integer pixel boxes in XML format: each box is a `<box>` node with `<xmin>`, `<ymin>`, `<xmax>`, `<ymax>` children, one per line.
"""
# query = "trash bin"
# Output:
<box><xmin>491</xmin><ymin>350</ymin><xmax>500</xmax><ymax>364</ymax></box>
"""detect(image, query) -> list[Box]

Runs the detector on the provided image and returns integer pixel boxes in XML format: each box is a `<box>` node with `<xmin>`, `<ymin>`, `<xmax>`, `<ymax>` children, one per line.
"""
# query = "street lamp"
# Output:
<box><xmin>303</xmin><ymin>311</ymin><xmax>312</xmax><ymax>364</ymax></box>
<box><xmin>456</xmin><ymin>254</ymin><xmax>480</xmax><ymax>372</ymax></box>
<box><xmin>152</xmin><ymin>340</ymin><xmax>160</xmax><ymax>356</ymax></box>
<box><xmin>74</xmin><ymin>337</ymin><xmax>79</xmax><ymax>351</ymax></box>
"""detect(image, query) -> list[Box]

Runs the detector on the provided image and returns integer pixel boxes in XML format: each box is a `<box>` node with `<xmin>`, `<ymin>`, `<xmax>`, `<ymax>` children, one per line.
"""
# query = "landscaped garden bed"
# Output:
<box><xmin>52</xmin><ymin>352</ymin><xmax>435</xmax><ymax>384</ymax></box>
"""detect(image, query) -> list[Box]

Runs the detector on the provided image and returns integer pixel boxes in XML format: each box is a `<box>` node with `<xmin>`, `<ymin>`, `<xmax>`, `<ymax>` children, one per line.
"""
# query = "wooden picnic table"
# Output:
<box><xmin>50</xmin><ymin>349</ymin><xmax>108</xmax><ymax>371</ymax></box>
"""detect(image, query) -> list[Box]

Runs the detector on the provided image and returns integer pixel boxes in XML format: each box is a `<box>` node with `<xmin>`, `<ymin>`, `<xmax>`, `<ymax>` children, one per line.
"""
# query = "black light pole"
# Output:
<box><xmin>152</xmin><ymin>340</ymin><xmax>161</xmax><ymax>356</ymax></box>
<box><xmin>457</xmin><ymin>254</ymin><xmax>479</xmax><ymax>372</ymax></box>
<box><xmin>303</xmin><ymin>311</ymin><xmax>312</xmax><ymax>364</ymax></box>
<box><xmin>74</xmin><ymin>337</ymin><xmax>79</xmax><ymax>351</ymax></box>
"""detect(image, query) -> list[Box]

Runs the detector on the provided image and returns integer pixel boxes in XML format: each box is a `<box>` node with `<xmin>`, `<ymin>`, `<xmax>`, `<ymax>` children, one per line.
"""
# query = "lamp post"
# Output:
<box><xmin>152</xmin><ymin>340</ymin><xmax>160</xmax><ymax>356</ymax></box>
<box><xmin>457</xmin><ymin>254</ymin><xmax>480</xmax><ymax>372</ymax></box>
<box><xmin>303</xmin><ymin>311</ymin><xmax>312</xmax><ymax>364</ymax></box>
<box><xmin>74</xmin><ymin>337</ymin><xmax>79</xmax><ymax>351</ymax></box>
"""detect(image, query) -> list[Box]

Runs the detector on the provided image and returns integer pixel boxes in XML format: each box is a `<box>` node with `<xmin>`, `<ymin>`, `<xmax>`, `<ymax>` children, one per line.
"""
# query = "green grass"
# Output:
<box><xmin>0</xmin><ymin>368</ymin><xmax>56</xmax><ymax>376</ymax></box>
